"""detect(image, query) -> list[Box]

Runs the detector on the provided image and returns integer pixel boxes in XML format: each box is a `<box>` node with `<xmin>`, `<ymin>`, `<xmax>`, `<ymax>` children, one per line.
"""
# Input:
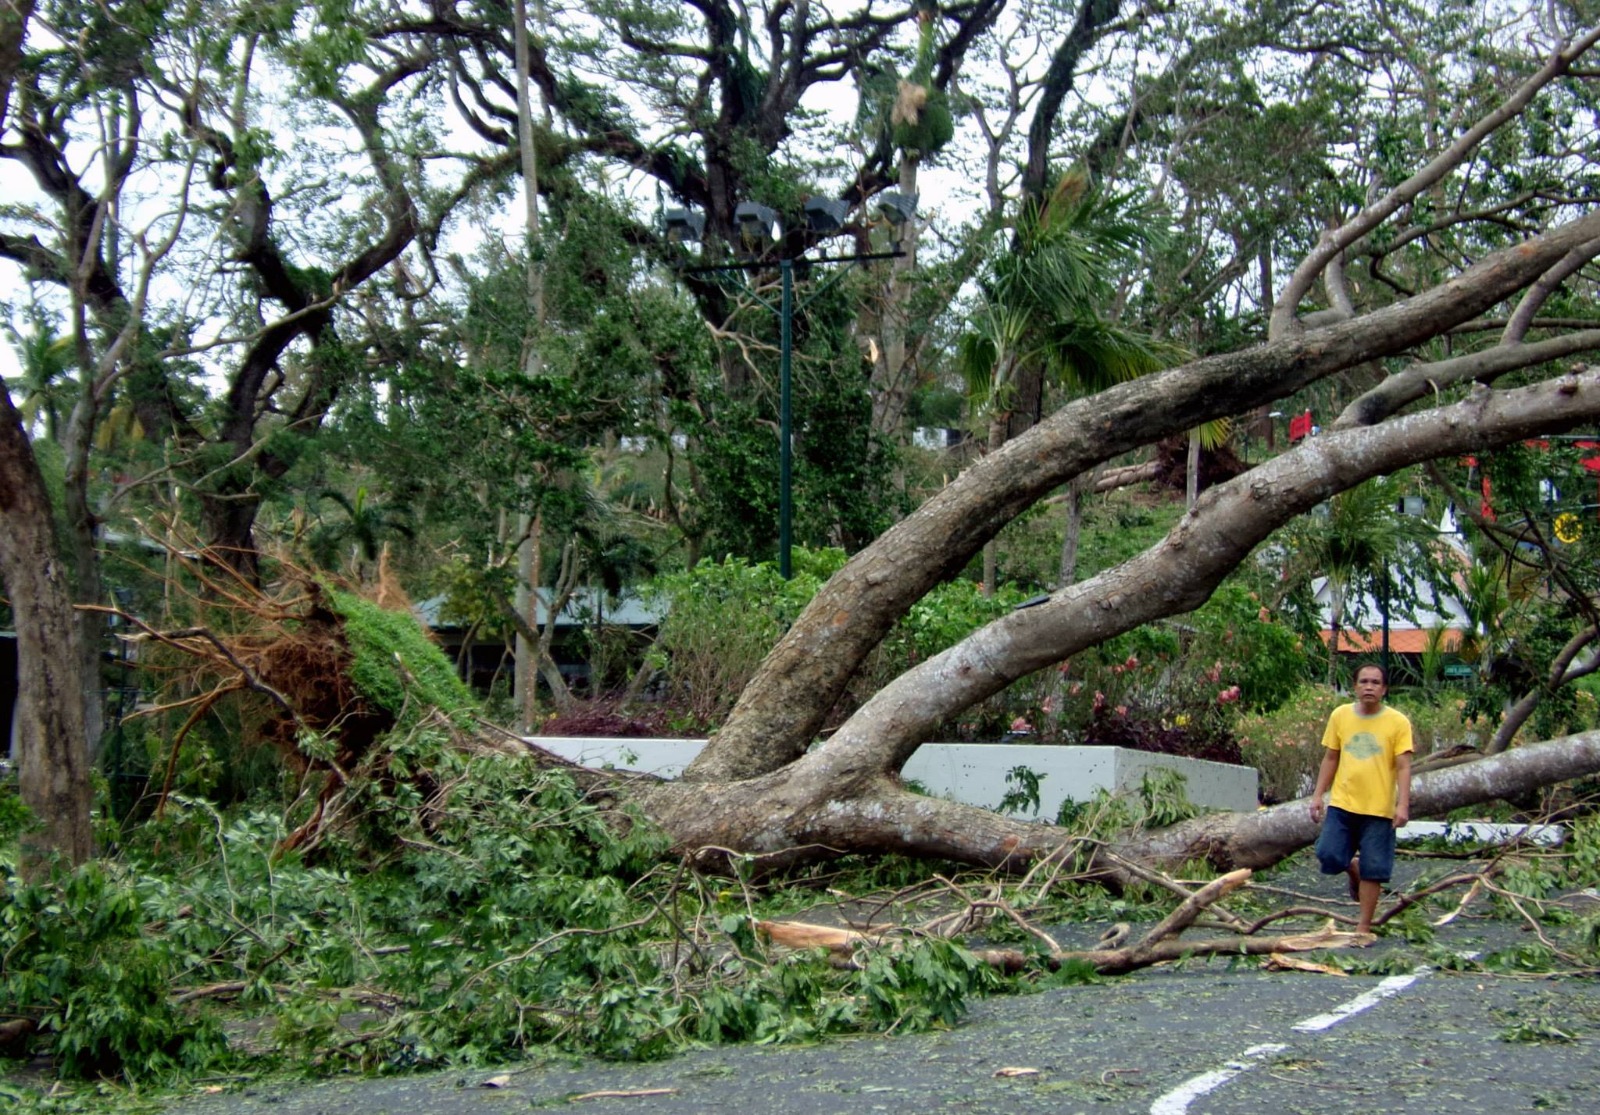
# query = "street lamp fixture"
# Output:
<box><xmin>662</xmin><ymin>207</ymin><xmax>705</xmax><ymax>245</ymax></box>
<box><xmin>734</xmin><ymin>201</ymin><xmax>781</xmax><ymax>256</ymax></box>
<box><xmin>803</xmin><ymin>196</ymin><xmax>851</xmax><ymax>234</ymax></box>
<box><xmin>875</xmin><ymin>190</ymin><xmax>918</xmax><ymax>234</ymax></box>
<box><xmin>662</xmin><ymin>192</ymin><xmax>917</xmax><ymax>577</ymax></box>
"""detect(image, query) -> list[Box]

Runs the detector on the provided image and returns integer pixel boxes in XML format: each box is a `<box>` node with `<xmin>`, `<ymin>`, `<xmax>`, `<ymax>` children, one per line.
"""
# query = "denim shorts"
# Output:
<box><xmin>1316</xmin><ymin>805</ymin><xmax>1396</xmax><ymax>882</ymax></box>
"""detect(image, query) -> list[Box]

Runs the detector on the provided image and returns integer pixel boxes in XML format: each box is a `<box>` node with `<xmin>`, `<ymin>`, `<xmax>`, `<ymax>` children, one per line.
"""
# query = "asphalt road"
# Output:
<box><xmin>155</xmin><ymin>858</ymin><xmax>1600</xmax><ymax>1115</ymax></box>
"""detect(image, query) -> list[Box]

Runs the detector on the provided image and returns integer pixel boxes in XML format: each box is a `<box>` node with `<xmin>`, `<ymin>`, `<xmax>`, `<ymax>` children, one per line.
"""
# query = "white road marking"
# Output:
<box><xmin>1149</xmin><ymin>964</ymin><xmax>1439</xmax><ymax>1113</ymax></box>
<box><xmin>1148</xmin><ymin>1044</ymin><xmax>1288</xmax><ymax>1115</ymax></box>
<box><xmin>1291</xmin><ymin>968</ymin><xmax>1429</xmax><ymax>1032</ymax></box>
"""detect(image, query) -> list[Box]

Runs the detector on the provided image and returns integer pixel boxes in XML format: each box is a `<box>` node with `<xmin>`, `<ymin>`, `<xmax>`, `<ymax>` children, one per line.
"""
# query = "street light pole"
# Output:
<box><xmin>666</xmin><ymin>197</ymin><xmax>916</xmax><ymax>577</ymax></box>
<box><xmin>1380</xmin><ymin>573</ymin><xmax>1391</xmax><ymax>679</ymax></box>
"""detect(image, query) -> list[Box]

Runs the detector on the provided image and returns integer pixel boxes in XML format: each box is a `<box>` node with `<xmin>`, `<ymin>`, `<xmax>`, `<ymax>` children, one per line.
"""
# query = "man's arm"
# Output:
<box><xmin>1393</xmin><ymin>751</ymin><xmax>1412</xmax><ymax>828</ymax></box>
<box><xmin>1309</xmin><ymin>747</ymin><xmax>1340</xmax><ymax>822</ymax></box>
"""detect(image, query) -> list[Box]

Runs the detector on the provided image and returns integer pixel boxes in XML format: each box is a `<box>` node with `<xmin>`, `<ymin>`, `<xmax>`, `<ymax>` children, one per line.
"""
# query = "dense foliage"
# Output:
<box><xmin>0</xmin><ymin>736</ymin><xmax>1003</xmax><ymax>1085</ymax></box>
<box><xmin>7</xmin><ymin>0</ymin><xmax>1600</xmax><ymax>1105</ymax></box>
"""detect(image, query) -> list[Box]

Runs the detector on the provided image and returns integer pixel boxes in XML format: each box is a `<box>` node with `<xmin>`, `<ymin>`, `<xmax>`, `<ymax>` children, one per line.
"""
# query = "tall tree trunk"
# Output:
<box><xmin>0</xmin><ymin>381</ymin><xmax>93</xmax><ymax>873</ymax></box>
<box><xmin>198</xmin><ymin>490</ymin><xmax>262</xmax><ymax>585</ymax></box>
<box><xmin>1185</xmin><ymin>428</ymin><xmax>1201</xmax><ymax>509</ymax></box>
<box><xmin>0</xmin><ymin>0</ymin><xmax>34</xmax><ymax>131</ymax></box>
<box><xmin>60</xmin><ymin>378</ymin><xmax>106</xmax><ymax>762</ymax></box>
<box><xmin>517</xmin><ymin>509</ymin><xmax>543</xmax><ymax>731</ymax></box>
<box><xmin>980</xmin><ymin>399</ymin><xmax>1011</xmax><ymax>596</ymax></box>
<box><xmin>510</xmin><ymin>0</ymin><xmax>547</xmax><ymax>728</ymax></box>
<box><xmin>1057</xmin><ymin>473</ymin><xmax>1088</xmax><ymax>589</ymax></box>
<box><xmin>533</xmin><ymin>535</ymin><xmax>576</xmax><ymax>712</ymax></box>
<box><xmin>1326</xmin><ymin>579</ymin><xmax>1346</xmax><ymax>688</ymax></box>
<box><xmin>868</xmin><ymin>155</ymin><xmax>920</xmax><ymax>439</ymax></box>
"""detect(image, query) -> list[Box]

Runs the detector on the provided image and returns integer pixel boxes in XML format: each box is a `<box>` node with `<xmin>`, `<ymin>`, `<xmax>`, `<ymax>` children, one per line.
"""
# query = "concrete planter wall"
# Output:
<box><xmin>529</xmin><ymin>737</ymin><xmax>1259</xmax><ymax>817</ymax></box>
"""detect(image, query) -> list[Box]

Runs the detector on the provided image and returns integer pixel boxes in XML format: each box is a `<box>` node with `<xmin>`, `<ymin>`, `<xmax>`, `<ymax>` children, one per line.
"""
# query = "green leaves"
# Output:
<box><xmin>643</xmin><ymin>550</ymin><xmax>846</xmax><ymax>729</ymax></box>
<box><xmin>0</xmin><ymin>862</ymin><xmax>226</xmax><ymax>1082</ymax></box>
<box><xmin>324</xmin><ymin>585</ymin><xmax>477</xmax><ymax>722</ymax></box>
<box><xmin>854</xmin><ymin>937</ymin><xmax>998</xmax><ymax>1032</ymax></box>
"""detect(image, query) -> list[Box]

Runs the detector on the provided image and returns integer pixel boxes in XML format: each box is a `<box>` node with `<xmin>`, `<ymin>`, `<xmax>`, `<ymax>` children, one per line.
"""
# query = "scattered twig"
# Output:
<box><xmin>1102</xmin><ymin>851</ymin><xmax>1251</xmax><ymax>932</ymax></box>
<box><xmin>171</xmin><ymin>982</ymin><xmax>294</xmax><ymax>1004</ymax></box>
<box><xmin>1480</xmin><ymin>878</ymin><xmax>1586</xmax><ymax>965</ymax></box>
<box><xmin>1131</xmin><ymin>869</ymin><xmax>1252</xmax><ymax>949</ymax></box>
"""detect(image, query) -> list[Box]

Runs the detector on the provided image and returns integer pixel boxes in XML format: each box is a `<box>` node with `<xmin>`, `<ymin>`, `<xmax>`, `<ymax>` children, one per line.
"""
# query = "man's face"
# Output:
<box><xmin>1355</xmin><ymin>668</ymin><xmax>1387</xmax><ymax>711</ymax></box>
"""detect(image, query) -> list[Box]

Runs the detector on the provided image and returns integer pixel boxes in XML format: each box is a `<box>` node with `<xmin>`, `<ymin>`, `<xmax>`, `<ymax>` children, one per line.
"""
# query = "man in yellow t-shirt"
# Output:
<box><xmin>1308</xmin><ymin>663</ymin><xmax>1413</xmax><ymax>935</ymax></box>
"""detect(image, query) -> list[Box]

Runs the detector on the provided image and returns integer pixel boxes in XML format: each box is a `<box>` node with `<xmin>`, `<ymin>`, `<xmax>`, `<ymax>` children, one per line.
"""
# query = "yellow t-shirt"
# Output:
<box><xmin>1323</xmin><ymin>703</ymin><xmax>1413</xmax><ymax>819</ymax></box>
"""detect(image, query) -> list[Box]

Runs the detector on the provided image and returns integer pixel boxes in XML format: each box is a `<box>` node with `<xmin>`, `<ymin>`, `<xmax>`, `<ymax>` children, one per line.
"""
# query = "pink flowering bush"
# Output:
<box><xmin>1234</xmin><ymin>686</ymin><xmax>1340</xmax><ymax>803</ymax></box>
<box><xmin>1236</xmin><ymin>687</ymin><xmax>1462</xmax><ymax>803</ymax></box>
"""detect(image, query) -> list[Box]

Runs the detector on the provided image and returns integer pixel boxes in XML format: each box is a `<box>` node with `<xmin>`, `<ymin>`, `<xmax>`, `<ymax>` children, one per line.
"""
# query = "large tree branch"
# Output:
<box><xmin>1022</xmin><ymin>0</ymin><xmax>1124</xmax><ymax>200</ymax></box>
<box><xmin>692</xmin><ymin>210</ymin><xmax>1600</xmax><ymax>782</ymax></box>
<box><xmin>1334</xmin><ymin>329</ymin><xmax>1600</xmax><ymax>429</ymax></box>
<box><xmin>7</xmin><ymin>113</ymin><xmax>127</xmax><ymax>314</ymax></box>
<box><xmin>1502</xmin><ymin>237</ymin><xmax>1600</xmax><ymax>344</ymax></box>
<box><xmin>1489</xmin><ymin>629</ymin><xmax>1600</xmax><ymax>755</ymax></box>
<box><xmin>1132</xmin><ymin>732</ymin><xmax>1600</xmax><ymax>876</ymax></box>
<box><xmin>1269</xmin><ymin>28</ymin><xmax>1600</xmax><ymax>339</ymax></box>
<box><xmin>794</xmin><ymin>368</ymin><xmax>1600</xmax><ymax>790</ymax></box>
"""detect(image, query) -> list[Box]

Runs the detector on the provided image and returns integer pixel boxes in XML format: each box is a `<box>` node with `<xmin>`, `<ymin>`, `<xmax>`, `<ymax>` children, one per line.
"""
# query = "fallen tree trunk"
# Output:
<box><xmin>1119</xmin><ymin>732</ymin><xmax>1600</xmax><ymax>875</ymax></box>
<box><xmin>618</xmin><ymin>731</ymin><xmax>1600</xmax><ymax>877</ymax></box>
<box><xmin>606</xmin><ymin>372</ymin><xmax>1600</xmax><ymax>873</ymax></box>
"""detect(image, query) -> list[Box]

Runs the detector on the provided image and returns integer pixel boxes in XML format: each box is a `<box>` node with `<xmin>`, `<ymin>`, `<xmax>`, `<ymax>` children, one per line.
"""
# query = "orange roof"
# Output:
<box><xmin>1319</xmin><ymin>629</ymin><xmax>1463</xmax><ymax>654</ymax></box>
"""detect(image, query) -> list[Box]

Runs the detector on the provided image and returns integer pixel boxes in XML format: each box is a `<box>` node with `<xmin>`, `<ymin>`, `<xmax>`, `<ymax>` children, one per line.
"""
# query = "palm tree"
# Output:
<box><xmin>1278</xmin><ymin>477</ymin><xmax>1437</xmax><ymax>685</ymax></box>
<box><xmin>5</xmin><ymin>312</ymin><xmax>76</xmax><ymax>442</ymax></box>
<box><xmin>306</xmin><ymin>486</ymin><xmax>416</xmax><ymax>579</ymax></box>
<box><xmin>957</xmin><ymin>171</ymin><xmax>1178</xmax><ymax>592</ymax></box>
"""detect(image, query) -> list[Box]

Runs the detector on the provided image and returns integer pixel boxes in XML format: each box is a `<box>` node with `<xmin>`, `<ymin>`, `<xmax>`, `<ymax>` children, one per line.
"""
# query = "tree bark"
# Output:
<box><xmin>0</xmin><ymin>0</ymin><xmax>33</xmax><ymax>130</ymax></box>
<box><xmin>1056</xmin><ymin>473</ymin><xmax>1087</xmax><ymax>589</ymax></box>
<box><xmin>0</xmin><ymin>380</ymin><xmax>93</xmax><ymax>873</ymax></box>
<box><xmin>690</xmin><ymin>212</ymin><xmax>1600</xmax><ymax>782</ymax></box>
<box><xmin>1117</xmin><ymin>732</ymin><xmax>1600</xmax><ymax>874</ymax></box>
<box><xmin>636</xmin><ymin>370</ymin><xmax>1600</xmax><ymax>873</ymax></box>
<box><xmin>625</xmin><ymin>728</ymin><xmax>1600</xmax><ymax>877</ymax></box>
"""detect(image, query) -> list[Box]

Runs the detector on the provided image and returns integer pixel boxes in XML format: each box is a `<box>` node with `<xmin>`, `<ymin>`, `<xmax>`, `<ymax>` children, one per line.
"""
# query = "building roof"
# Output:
<box><xmin>1319</xmin><ymin>628</ymin><xmax>1463</xmax><ymax>654</ymax></box>
<box><xmin>414</xmin><ymin>589</ymin><xmax>664</xmax><ymax>631</ymax></box>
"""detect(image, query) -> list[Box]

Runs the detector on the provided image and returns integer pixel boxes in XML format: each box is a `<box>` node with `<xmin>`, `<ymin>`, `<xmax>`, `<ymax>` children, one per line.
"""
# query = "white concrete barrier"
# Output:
<box><xmin>526</xmin><ymin>737</ymin><xmax>1260</xmax><ymax>816</ymax></box>
<box><xmin>1396</xmin><ymin>820</ymin><xmax>1565</xmax><ymax>846</ymax></box>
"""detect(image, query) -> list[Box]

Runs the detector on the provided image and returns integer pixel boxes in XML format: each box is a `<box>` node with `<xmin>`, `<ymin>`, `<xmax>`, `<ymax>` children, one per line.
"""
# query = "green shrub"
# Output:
<box><xmin>1404</xmin><ymin>694</ymin><xmax>1479</xmax><ymax>753</ymax></box>
<box><xmin>1235</xmin><ymin>685</ymin><xmax>1342</xmax><ymax>804</ymax></box>
<box><xmin>641</xmin><ymin>549</ymin><xmax>846</xmax><ymax>731</ymax></box>
<box><xmin>0</xmin><ymin>859</ymin><xmax>227</xmax><ymax>1082</ymax></box>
